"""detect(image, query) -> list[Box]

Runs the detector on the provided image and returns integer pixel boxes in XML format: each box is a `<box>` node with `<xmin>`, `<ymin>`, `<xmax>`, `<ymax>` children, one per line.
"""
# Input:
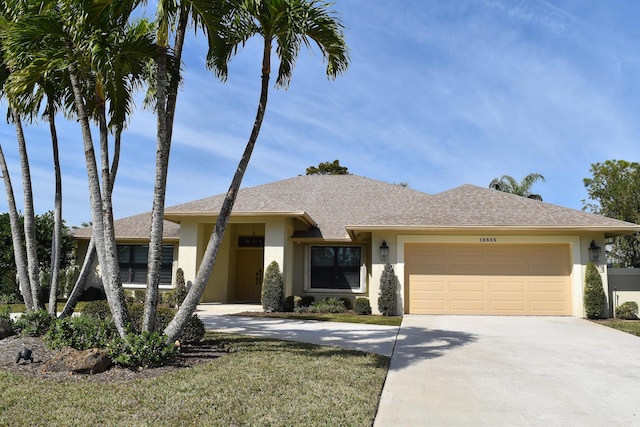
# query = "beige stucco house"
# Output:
<box><xmin>73</xmin><ymin>174</ymin><xmax>640</xmax><ymax>317</ymax></box>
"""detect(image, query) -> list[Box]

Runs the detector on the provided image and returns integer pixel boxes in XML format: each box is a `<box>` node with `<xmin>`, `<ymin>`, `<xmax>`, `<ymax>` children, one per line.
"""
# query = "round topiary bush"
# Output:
<box><xmin>81</xmin><ymin>299</ymin><xmax>112</xmax><ymax>320</ymax></box>
<box><xmin>178</xmin><ymin>314</ymin><xmax>206</xmax><ymax>343</ymax></box>
<box><xmin>354</xmin><ymin>297</ymin><xmax>372</xmax><ymax>315</ymax></box>
<box><xmin>615</xmin><ymin>301</ymin><xmax>639</xmax><ymax>320</ymax></box>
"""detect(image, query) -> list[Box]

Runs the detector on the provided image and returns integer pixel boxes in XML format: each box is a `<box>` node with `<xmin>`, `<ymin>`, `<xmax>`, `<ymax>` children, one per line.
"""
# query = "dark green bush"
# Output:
<box><xmin>46</xmin><ymin>316</ymin><xmax>118</xmax><ymax>350</ymax></box>
<box><xmin>81</xmin><ymin>299</ymin><xmax>112</xmax><ymax>320</ymax></box>
<box><xmin>283</xmin><ymin>296</ymin><xmax>296</xmax><ymax>312</ymax></box>
<box><xmin>615</xmin><ymin>301</ymin><xmax>639</xmax><ymax>320</ymax></box>
<box><xmin>80</xmin><ymin>287</ymin><xmax>106</xmax><ymax>301</ymax></box>
<box><xmin>108</xmin><ymin>331</ymin><xmax>177</xmax><ymax>368</ymax></box>
<box><xmin>126</xmin><ymin>303</ymin><xmax>175</xmax><ymax>334</ymax></box>
<box><xmin>13</xmin><ymin>309</ymin><xmax>52</xmax><ymax>337</ymax></box>
<box><xmin>584</xmin><ymin>263</ymin><xmax>606</xmax><ymax>319</ymax></box>
<box><xmin>262</xmin><ymin>261</ymin><xmax>284</xmax><ymax>312</ymax></box>
<box><xmin>309</xmin><ymin>298</ymin><xmax>346</xmax><ymax>313</ymax></box>
<box><xmin>178</xmin><ymin>314</ymin><xmax>206</xmax><ymax>343</ymax></box>
<box><xmin>339</xmin><ymin>297</ymin><xmax>352</xmax><ymax>310</ymax></box>
<box><xmin>300</xmin><ymin>296</ymin><xmax>315</xmax><ymax>307</ymax></box>
<box><xmin>354</xmin><ymin>297</ymin><xmax>372</xmax><ymax>315</ymax></box>
<box><xmin>378</xmin><ymin>263</ymin><xmax>397</xmax><ymax>316</ymax></box>
<box><xmin>132</xmin><ymin>290</ymin><xmax>145</xmax><ymax>303</ymax></box>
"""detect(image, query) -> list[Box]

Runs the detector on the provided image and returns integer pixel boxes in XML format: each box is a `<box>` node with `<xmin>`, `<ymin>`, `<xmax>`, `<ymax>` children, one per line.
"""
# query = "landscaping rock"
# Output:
<box><xmin>42</xmin><ymin>347</ymin><xmax>112</xmax><ymax>375</ymax></box>
<box><xmin>0</xmin><ymin>318</ymin><xmax>14</xmax><ymax>339</ymax></box>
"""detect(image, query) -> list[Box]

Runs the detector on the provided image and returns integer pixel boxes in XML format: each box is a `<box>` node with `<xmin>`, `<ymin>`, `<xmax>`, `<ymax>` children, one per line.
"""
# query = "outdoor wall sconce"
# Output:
<box><xmin>380</xmin><ymin>240</ymin><xmax>389</xmax><ymax>261</ymax></box>
<box><xmin>589</xmin><ymin>240</ymin><xmax>601</xmax><ymax>262</ymax></box>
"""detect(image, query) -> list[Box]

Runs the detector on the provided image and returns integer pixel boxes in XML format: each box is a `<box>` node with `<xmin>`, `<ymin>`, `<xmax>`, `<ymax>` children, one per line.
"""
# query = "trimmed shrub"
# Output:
<box><xmin>584</xmin><ymin>263</ymin><xmax>607</xmax><ymax>319</ymax></box>
<box><xmin>46</xmin><ymin>316</ymin><xmax>118</xmax><ymax>350</ymax></box>
<box><xmin>378</xmin><ymin>263</ymin><xmax>397</xmax><ymax>316</ymax></box>
<box><xmin>80</xmin><ymin>286</ymin><xmax>106</xmax><ymax>301</ymax></box>
<box><xmin>127</xmin><ymin>303</ymin><xmax>175</xmax><ymax>334</ymax></box>
<box><xmin>339</xmin><ymin>297</ymin><xmax>353</xmax><ymax>310</ymax></box>
<box><xmin>615</xmin><ymin>301</ymin><xmax>639</xmax><ymax>320</ymax></box>
<box><xmin>108</xmin><ymin>331</ymin><xmax>177</xmax><ymax>368</ymax></box>
<box><xmin>354</xmin><ymin>297</ymin><xmax>372</xmax><ymax>315</ymax></box>
<box><xmin>13</xmin><ymin>309</ymin><xmax>52</xmax><ymax>337</ymax></box>
<box><xmin>283</xmin><ymin>296</ymin><xmax>296</xmax><ymax>312</ymax></box>
<box><xmin>261</xmin><ymin>261</ymin><xmax>284</xmax><ymax>312</ymax></box>
<box><xmin>178</xmin><ymin>314</ymin><xmax>206</xmax><ymax>343</ymax></box>
<box><xmin>174</xmin><ymin>268</ymin><xmax>188</xmax><ymax>307</ymax></box>
<box><xmin>309</xmin><ymin>298</ymin><xmax>346</xmax><ymax>313</ymax></box>
<box><xmin>81</xmin><ymin>299</ymin><xmax>112</xmax><ymax>320</ymax></box>
<box><xmin>300</xmin><ymin>296</ymin><xmax>315</xmax><ymax>307</ymax></box>
<box><xmin>132</xmin><ymin>290</ymin><xmax>145</xmax><ymax>303</ymax></box>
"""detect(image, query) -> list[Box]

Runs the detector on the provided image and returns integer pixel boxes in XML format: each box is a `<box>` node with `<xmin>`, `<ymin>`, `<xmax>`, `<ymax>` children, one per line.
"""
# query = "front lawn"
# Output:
<box><xmin>0</xmin><ymin>332</ymin><xmax>389</xmax><ymax>426</ymax></box>
<box><xmin>232</xmin><ymin>311</ymin><xmax>403</xmax><ymax>326</ymax></box>
<box><xmin>593</xmin><ymin>319</ymin><xmax>640</xmax><ymax>337</ymax></box>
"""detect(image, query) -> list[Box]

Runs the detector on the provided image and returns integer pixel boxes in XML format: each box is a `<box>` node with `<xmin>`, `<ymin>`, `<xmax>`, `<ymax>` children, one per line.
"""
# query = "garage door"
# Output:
<box><xmin>405</xmin><ymin>243</ymin><xmax>572</xmax><ymax>315</ymax></box>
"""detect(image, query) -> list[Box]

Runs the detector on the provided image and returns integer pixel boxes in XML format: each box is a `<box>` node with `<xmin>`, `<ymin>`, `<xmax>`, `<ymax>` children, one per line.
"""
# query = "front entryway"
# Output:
<box><xmin>235</xmin><ymin>249</ymin><xmax>264</xmax><ymax>302</ymax></box>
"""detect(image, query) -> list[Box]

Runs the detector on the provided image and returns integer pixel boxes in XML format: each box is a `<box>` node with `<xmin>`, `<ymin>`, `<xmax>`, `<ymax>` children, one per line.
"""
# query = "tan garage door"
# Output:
<box><xmin>405</xmin><ymin>243</ymin><xmax>572</xmax><ymax>315</ymax></box>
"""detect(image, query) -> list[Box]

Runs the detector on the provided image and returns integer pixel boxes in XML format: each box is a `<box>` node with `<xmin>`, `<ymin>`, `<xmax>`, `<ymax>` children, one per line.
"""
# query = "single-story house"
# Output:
<box><xmin>73</xmin><ymin>174</ymin><xmax>640</xmax><ymax>316</ymax></box>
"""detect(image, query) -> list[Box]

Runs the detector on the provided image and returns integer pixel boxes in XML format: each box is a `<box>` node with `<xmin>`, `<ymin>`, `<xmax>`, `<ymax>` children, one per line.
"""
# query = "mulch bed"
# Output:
<box><xmin>0</xmin><ymin>335</ymin><xmax>227</xmax><ymax>383</ymax></box>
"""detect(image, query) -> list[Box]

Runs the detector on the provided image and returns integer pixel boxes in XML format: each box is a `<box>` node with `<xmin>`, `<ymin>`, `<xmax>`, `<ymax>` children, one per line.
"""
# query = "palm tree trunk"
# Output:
<box><xmin>60</xmin><ymin>125</ymin><xmax>121</xmax><ymax>319</ymax></box>
<box><xmin>68</xmin><ymin>65</ymin><xmax>127</xmax><ymax>338</ymax></box>
<box><xmin>164</xmin><ymin>38</ymin><xmax>272</xmax><ymax>343</ymax></box>
<box><xmin>48</xmin><ymin>109</ymin><xmax>62</xmax><ymax>317</ymax></box>
<box><xmin>0</xmin><ymin>143</ymin><xmax>33</xmax><ymax>310</ymax></box>
<box><xmin>12</xmin><ymin>109</ymin><xmax>41</xmax><ymax>309</ymax></box>
<box><xmin>143</xmin><ymin>5</ymin><xmax>189</xmax><ymax>332</ymax></box>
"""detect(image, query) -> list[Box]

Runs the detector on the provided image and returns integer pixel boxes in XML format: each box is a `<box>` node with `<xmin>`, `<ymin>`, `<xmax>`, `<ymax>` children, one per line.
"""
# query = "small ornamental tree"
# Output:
<box><xmin>262</xmin><ymin>261</ymin><xmax>284</xmax><ymax>312</ymax></box>
<box><xmin>584</xmin><ymin>263</ymin><xmax>607</xmax><ymax>319</ymax></box>
<box><xmin>378</xmin><ymin>263</ymin><xmax>397</xmax><ymax>316</ymax></box>
<box><xmin>174</xmin><ymin>268</ymin><xmax>188</xmax><ymax>307</ymax></box>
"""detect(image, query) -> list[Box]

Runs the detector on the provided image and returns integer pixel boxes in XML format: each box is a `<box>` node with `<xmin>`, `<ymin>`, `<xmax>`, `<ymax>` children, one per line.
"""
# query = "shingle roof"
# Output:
<box><xmin>75</xmin><ymin>175</ymin><xmax>640</xmax><ymax>241</ymax></box>
<box><xmin>73</xmin><ymin>212</ymin><xmax>180</xmax><ymax>241</ymax></box>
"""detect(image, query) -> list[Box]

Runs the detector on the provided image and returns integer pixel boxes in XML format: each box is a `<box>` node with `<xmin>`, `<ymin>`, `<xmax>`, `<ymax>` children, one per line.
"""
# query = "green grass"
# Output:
<box><xmin>594</xmin><ymin>319</ymin><xmax>640</xmax><ymax>337</ymax></box>
<box><xmin>0</xmin><ymin>332</ymin><xmax>389</xmax><ymax>427</ymax></box>
<box><xmin>232</xmin><ymin>311</ymin><xmax>403</xmax><ymax>326</ymax></box>
<box><xmin>0</xmin><ymin>301</ymin><xmax>90</xmax><ymax>314</ymax></box>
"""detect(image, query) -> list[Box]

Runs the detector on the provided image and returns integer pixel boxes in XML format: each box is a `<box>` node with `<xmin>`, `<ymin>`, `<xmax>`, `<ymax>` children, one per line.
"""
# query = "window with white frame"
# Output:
<box><xmin>309</xmin><ymin>246</ymin><xmax>362</xmax><ymax>290</ymax></box>
<box><xmin>117</xmin><ymin>244</ymin><xmax>174</xmax><ymax>285</ymax></box>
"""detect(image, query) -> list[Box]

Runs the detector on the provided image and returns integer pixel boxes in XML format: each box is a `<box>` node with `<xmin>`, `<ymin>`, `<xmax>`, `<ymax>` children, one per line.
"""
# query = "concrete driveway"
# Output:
<box><xmin>375</xmin><ymin>315</ymin><xmax>640</xmax><ymax>426</ymax></box>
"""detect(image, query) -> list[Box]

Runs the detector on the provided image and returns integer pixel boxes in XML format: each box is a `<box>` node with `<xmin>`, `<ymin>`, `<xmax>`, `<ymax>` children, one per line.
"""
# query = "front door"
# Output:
<box><xmin>235</xmin><ymin>249</ymin><xmax>264</xmax><ymax>301</ymax></box>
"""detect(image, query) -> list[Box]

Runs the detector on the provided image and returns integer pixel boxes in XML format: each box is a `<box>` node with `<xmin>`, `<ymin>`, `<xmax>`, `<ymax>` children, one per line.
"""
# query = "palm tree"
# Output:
<box><xmin>3</xmin><ymin>0</ymin><xmax>156</xmax><ymax>335</ymax></box>
<box><xmin>164</xmin><ymin>0</ymin><xmax>349</xmax><ymax>342</ymax></box>
<box><xmin>489</xmin><ymin>173</ymin><xmax>546</xmax><ymax>201</ymax></box>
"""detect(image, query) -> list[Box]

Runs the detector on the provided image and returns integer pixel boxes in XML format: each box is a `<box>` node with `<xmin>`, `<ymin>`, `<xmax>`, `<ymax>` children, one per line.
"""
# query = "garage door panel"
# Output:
<box><xmin>406</xmin><ymin>243</ymin><xmax>572</xmax><ymax>316</ymax></box>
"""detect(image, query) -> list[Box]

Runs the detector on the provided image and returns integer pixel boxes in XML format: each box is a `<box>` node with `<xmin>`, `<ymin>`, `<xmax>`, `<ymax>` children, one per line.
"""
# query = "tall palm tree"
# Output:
<box><xmin>4</xmin><ymin>0</ymin><xmax>156</xmax><ymax>335</ymax></box>
<box><xmin>164</xmin><ymin>0</ymin><xmax>349</xmax><ymax>342</ymax></box>
<box><xmin>489</xmin><ymin>173</ymin><xmax>545</xmax><ymax>201</ymax></box>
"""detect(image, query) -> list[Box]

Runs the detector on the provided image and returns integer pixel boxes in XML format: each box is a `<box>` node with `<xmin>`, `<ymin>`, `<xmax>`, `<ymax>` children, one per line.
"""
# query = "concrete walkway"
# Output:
<box><xmin>195</xmin><ymin>303</ymin><xmax>399</xmax><ymax>357</ymax></box>
<box><xmin>374</xmin><ymin>315</ymin><xmax>640</xmax><ymax>427</ymax></box>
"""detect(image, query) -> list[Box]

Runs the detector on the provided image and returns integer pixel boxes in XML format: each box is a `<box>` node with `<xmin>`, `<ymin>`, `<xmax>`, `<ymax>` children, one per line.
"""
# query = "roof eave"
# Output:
<box><xmin>164</xmin><ymin>210</ymin><xmax>317</xmax><ymax>227</ymax></box>
<box><xmin>346</xmin><ymin>224</ymin><xmax>640</xmax><ymax>238</ymax></box>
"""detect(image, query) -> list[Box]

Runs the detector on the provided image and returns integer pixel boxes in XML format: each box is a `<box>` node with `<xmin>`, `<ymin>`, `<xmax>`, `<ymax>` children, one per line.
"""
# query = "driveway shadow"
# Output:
<box><xmin>389</xmin><ymin>326</ymin><xmax>477</xmax><ymax>370</ymax></box>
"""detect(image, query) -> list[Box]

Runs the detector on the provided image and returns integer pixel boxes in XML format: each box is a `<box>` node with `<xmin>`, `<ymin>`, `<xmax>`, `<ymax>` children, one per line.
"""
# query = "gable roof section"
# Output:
<box><xmin>346</xmin><ymin>184</ymin><xmax>640</xmax><ymax>238</ymax></box>
<box><xmin>164</xmin><ymin>175</ymin><xmax>434</xmax><ymax>240</ymax></box>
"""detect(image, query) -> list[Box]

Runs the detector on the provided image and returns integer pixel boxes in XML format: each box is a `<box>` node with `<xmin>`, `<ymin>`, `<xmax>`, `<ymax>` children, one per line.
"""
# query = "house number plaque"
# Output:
<box><xmin>480</xmin><ymin>237</ymin><xmax>497</xmax><ymax>242</ymax></box>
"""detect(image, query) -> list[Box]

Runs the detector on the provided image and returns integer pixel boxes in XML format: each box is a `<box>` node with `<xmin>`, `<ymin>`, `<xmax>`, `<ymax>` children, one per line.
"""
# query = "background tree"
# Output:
<box><xmin>583</xmin><ymin>160</ymin><xmax>640</xmax><ymax>267</ymax></box>
<box><xmin>164</xmin><ymin>0</ymin><xmax>349</xmax><ymax>343</ymax></box>
<box><xmin>489</xmin><ymin>173</ymin><xmax>545</xmax><ymax>201</ymax></box>
<box><xmin>306</xmin><ymin>159</ymin><xmax>349</xmax><ymax>175</ymax></box>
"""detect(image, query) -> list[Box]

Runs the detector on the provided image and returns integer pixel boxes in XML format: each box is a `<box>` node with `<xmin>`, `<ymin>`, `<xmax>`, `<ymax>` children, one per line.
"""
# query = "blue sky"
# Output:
<box><xmin>2</xmin><ymin>0</ymin><xmax>640</xmax><ymax>227</ymax></box>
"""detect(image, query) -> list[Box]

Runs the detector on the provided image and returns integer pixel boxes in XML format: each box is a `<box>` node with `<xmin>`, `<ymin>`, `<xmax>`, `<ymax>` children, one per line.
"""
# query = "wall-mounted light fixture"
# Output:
<box><xmin>589</xmin><ymin>240</ymin><xmax>601</xmax><ymax>262</ymax></box>
<box><xmin>380</xmin><ymin>240</ymin><xmax>389</xmax><ymax>261</ymax></box>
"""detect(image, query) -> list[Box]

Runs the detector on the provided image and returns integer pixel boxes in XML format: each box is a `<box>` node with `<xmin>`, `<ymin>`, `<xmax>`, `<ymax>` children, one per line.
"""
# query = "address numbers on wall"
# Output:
<box><xmin>480</xmin><ymin>237</ymin><xmax>497</xmax><ymax>242</ymax></box>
